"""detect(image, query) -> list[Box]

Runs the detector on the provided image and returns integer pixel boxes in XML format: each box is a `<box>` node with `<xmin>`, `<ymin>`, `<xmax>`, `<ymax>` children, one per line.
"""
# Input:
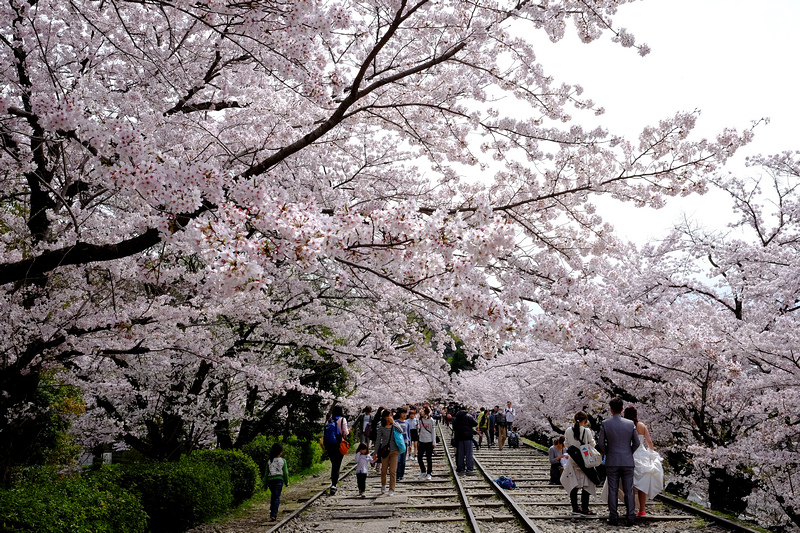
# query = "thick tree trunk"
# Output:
<box><xmin>0</xmin><ymin>370</ymin><xmax>41</xmax><ymax>487</ymax></box>
<box><xmin>708</xmin><ymin>467</ymin><xmax>753</xmax><ymax>515</ymax></box>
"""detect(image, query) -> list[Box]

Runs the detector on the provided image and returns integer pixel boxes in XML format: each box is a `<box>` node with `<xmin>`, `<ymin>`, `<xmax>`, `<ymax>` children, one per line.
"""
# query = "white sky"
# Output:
<box><xmin>527</xmin><ymin>0</ymin><xmax>800</xmax><ymax>243</ymax></box>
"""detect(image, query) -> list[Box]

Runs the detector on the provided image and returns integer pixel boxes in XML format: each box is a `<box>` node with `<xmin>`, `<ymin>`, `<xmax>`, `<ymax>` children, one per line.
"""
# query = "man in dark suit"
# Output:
<box><xmin>597</xmin><ymin>397</ymin><xmax>640</xmax><ymax>526</ymax></box>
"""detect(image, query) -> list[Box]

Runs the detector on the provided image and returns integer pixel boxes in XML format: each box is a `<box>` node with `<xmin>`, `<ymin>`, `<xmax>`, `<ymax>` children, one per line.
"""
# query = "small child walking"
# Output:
<box><xmin>266</xmin><ymin>443</ymin><xmax>289</xmax><ymax>521</ymax></box>
<box><xmin>354</xmin><ymin>443</ymin><xmax>375</xmax><ymax>497</ymax></box>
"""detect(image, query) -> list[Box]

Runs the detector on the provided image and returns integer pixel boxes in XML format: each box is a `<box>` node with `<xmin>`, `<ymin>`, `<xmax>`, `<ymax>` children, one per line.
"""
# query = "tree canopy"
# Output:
<box><xmin>5</xmin><ymin>0</ymin><xmax>797</xmax><ymax>529</ymax></box>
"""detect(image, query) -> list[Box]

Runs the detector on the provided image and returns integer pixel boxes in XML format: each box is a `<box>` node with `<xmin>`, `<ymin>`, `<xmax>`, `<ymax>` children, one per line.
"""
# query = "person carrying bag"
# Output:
<box><xmin>561</xmin><ymin>411</ymin><xmax>599</xmax><ymax>516</ymax></box>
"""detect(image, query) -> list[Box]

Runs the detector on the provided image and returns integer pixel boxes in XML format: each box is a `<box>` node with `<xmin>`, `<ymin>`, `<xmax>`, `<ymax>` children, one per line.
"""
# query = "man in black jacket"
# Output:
<box><xmin>453</xmin><ymin>409</ymin><xmax>478</xmax><ymax>473</ymax></box>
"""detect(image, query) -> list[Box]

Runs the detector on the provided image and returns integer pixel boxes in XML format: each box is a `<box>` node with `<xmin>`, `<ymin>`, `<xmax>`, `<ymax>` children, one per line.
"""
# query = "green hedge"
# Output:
<box><xmin>186</xmin><ymin>449</ymin><xmax>261</xmax><ymax>504</ymax></box>
<box><xmin>115</xmin><ymin>460</ymin><xmax>232</xmax><ymax>533</ymax></box>
<box><xmin>1</xmin><ymin>438</ymin><xmax>323</xmax><ymax>533</ymax></box>
<box><xmin>241</xmin><ymin>435</ymin><xmax>323</xmax><ymax>481</ymax></box>
<box><xmin>0</xmin><ymin>469</ymin><xmax>147</xmax><ymax>533</ymax></box>
<box><xmin>300</xmin><ymin>438</ymin><xmax>324</xmax><ymax>468</ymax></box>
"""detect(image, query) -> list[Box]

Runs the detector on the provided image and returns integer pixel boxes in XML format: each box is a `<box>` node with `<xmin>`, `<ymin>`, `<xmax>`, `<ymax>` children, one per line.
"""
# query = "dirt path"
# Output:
<box><xmin>187</xmin><ymin>454</ymin><xmax>354</xmax><ymax>533</ymax></box>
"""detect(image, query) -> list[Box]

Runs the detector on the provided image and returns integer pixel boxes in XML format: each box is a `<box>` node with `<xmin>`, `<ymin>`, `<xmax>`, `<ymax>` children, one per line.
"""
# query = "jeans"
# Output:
<box><xmin>268</xmin><ymin>479</ymin><xmax>283</xmax><ymax>518</ymax></box>
<box><xmin>418</xmin><ymin>441</ymin><xmax>434</xmax><ymax>474</ymax></box>
<box><xmin>456</xmin><ymin>439</ymin><xmax>474</xmax><ymax>472</ymax></box>
<box><xmin>397</xmin><ymin>451</ymin><xmax>407</xmax><ymax>479</ymax></box>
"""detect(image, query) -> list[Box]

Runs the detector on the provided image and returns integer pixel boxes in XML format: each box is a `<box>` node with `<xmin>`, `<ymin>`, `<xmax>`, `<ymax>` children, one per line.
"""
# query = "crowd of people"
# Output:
<box><xmin>351</xmin><ymin>402</ymin><xmax>441</xmax><ymax>495</ymax></box>
<box><xmin>268</xmin><ymin>398</ymin><xmax>663</xmax><ymax>526</ymax></box>
<box><xmin>319</xmin><ymin>400</ymin><xmax>524</xmax><ymax>498</ymax></box>
<box><xmin>443</xmin><ymin>402</ymin><xmax>521</xmax><ymax>451</ymax></box>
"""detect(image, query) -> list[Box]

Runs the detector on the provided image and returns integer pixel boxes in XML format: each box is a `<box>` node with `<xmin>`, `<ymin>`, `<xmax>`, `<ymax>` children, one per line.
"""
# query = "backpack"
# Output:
<box><xmin>508</xmin><ymin>431</ymin><xmax>520</xmax><ymax>448</ymax></box>
<box><xmin>268</xmin><ymin>457</ymin><xmax>284</xmax><ymax>477</ymax></box>
<box><xmin>494</xmin><ymin>476</ymin><xmax>516</xmax><ymax>490</ymax></box>
<box><xmin>323</xmin><ymin>416</ymin><xmax>342</xmax><ymax>446</ymax></box>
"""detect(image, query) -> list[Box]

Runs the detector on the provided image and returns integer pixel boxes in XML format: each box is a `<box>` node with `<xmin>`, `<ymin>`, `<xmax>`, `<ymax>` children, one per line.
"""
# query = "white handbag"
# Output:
<box><xmin>579</xmin><ymin>443</ymin><xmax>603</xmax><ymax>468</ymax></box>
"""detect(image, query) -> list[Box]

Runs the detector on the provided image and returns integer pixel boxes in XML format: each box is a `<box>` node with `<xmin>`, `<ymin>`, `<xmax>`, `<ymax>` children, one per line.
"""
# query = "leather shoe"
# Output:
<box><xmin>606</xmin><ymin>518</ymin><xmax>619</xmax><ymax>526</ymax></box>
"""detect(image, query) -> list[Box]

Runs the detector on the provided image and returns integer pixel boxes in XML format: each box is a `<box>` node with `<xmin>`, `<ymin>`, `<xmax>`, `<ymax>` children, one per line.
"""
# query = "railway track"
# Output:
<box><xmin>267</xmin><ymin>424</ymin><xmax>761</xmax><ymax>533</ymax></box>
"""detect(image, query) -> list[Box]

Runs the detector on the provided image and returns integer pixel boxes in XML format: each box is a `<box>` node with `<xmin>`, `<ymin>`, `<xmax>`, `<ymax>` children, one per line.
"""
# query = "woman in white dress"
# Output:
<box><xmin>623</xmin><ymin>406</ymin><xmax>664</xmax><ymax>516</ymax></box>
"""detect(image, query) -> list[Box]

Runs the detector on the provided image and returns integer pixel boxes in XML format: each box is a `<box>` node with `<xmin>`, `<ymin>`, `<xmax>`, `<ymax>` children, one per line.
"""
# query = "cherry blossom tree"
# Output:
<box><xmin>471</xmin><ymin>151</ymin><xmax>800</xmax><ymax>529</ymax></box>
<box><xmin>642</xmin><ymin>151</ymin><xmax>800</xmax><ymax>529</ymax></box>
<box><xmin>0</xmin><ymin>0</ymin><xmax>753</xmax><ymax>482</ymax></box>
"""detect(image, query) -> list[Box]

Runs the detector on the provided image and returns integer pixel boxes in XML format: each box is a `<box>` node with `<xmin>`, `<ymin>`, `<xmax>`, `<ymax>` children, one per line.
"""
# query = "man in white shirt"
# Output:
<box><xmin>504</xmin><ymin>401</ymin><xmax>516</xmax><ymax>432</ymax></box>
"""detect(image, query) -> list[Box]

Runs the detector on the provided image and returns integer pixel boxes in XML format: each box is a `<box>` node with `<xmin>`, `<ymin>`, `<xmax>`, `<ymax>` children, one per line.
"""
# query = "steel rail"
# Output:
<box><xmin>438</xmin><ymin>423</ymin><xmax>482</xmax><ymax>533</ymax></box>
<box><xmin>265</xmin><ymin>463</ymin><xmax>356</xmax><ymax>533</ymax></box>
<box><xmin>473</xmin><ymin>455</ymin><xmax>545</xmax><ymax>533</ymax></box>
<box><xmin>655</xmin><ymin>494</ymin><xmax>764</xmax><ymax>533</ymax></box>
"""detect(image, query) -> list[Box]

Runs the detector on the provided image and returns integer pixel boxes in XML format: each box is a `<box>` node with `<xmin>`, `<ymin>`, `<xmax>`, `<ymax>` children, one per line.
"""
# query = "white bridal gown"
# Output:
<box><xmin>632</xmin><ymin>434</ymin><xmax>664</xmax><ymax>499</ymax></box>
<box><xmin>601</xmin><ymin>434</ymin><xmax>664</xmax><ymax>502</ymax></box>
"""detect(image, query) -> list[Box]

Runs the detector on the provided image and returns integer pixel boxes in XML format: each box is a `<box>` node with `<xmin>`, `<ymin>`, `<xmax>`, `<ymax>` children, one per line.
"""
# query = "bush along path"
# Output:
<box><xmin>187</xmin><ymin>452</ymin><xmax>354</xmax><ymax>533</ymax></box>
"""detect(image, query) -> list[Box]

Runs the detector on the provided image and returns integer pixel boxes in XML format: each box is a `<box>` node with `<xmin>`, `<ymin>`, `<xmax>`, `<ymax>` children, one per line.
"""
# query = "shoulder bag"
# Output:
<box><xmin>578</xmin><ymin>427</ymin><xmax>603</xmax><ymax>468</ymax></box>
<box><xmin>338</xmin><ymin>418</ymin><xmax>350</xmax><ymax>454</ymax></box>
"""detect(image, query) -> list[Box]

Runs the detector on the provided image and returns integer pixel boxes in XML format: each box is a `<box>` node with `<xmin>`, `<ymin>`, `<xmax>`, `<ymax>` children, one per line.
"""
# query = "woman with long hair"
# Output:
<box><xmin>623</xmin><ymin>405</ymin><xmax>664</xmax><ymax>516</ymax></box>
<box><xmin>324</xmin><ymin>404</ymin><xmax>349</xmax><ymax>495</ymax></box>
<box><xmin>561</xmin><ymin>411</ymin><xmax>598</xmax><ymax>516</ymax></box>
<box><xmin>372</xmin><ymin>409</ymin><xmax>403</xmax><ymax>495</ymax></box>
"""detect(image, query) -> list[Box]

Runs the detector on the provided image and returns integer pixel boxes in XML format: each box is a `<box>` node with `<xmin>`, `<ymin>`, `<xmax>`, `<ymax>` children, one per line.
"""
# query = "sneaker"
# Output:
<box><xmin>572</xmin><ymin>509</ymin><xmax>583</xmax><ymax>515</ymax></box>
<box><xmin>388</xmin><ymin>490</ymin><xmax>394</xmax><ymax>496</ymax></box>
<box><xmin>359</xmin><ymin>491</ymin><xmax>365</xmax><ymax>498</ymax></box>
<box><xmin>426</xmin><ymin>474</ymin><xmax>432</xmax><ymax>480</ymax></box>
<box><xmin>419</xmin><ymin>472</ymin><xmax>426</xmax><ymax>480</ymax></box>
<box><xmin>380</xmin><ymin>486</ymin><xmax>386</xmax><ymax>494</ymax></box>
<box><xmin>581</xmin><ymin>509</ymin><xmax>596</xmax><ymax>516</ymax></box>
<box><xmin>637</xmin><ymin>511</ymin><xmax>646</xmax><ymax>517</ymax></box>
<box><xmin>270</xmin><ymin>516</ymin><xmax>277</xmax><ymax>522</ymax></box>
<box><xmin>329</xmin><ymin>486</ymin><xmax>337</xmax><ymax>496</ymax></box>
